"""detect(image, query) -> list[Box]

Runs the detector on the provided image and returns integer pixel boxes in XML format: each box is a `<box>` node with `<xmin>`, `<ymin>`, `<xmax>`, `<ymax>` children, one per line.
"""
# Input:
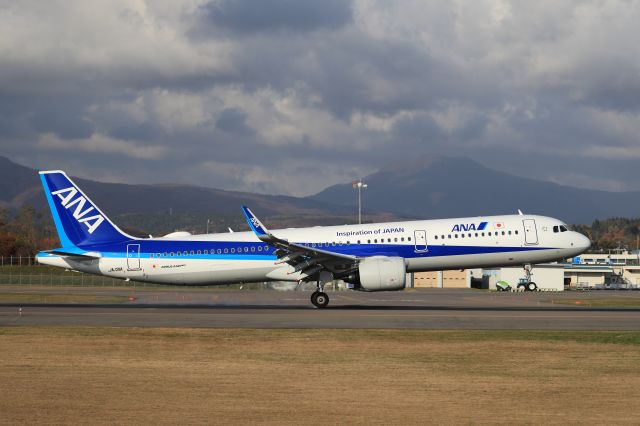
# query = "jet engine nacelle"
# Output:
<box><xmin>356</xmin><ymin>256</ymin><xmax>406</xmax><ymax>291</ymax></box>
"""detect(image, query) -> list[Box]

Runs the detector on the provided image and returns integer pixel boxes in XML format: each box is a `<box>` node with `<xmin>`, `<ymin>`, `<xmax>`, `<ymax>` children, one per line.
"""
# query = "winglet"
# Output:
<box><xmin>241</xmin><ymin>206</ymin><xmax>270</xmax><ymax>238</ymax></box>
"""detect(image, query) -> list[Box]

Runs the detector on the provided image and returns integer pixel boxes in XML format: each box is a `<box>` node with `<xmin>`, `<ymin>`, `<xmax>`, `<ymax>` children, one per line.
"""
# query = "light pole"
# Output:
<box><xmin>353</xmin><ymin>180</ymin><xmax>367</xmax><ymax>224</ymax></box>
<box><xmin>206</xmin><ymin>219</ymin><xmax>210</xmax><ymax>234</ymax></box>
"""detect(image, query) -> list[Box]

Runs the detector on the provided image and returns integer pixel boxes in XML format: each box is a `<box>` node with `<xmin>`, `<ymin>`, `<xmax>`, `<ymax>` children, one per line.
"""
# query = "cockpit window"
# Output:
<box><xmin>553</xmin><ymin>225</ymin><xmax>559</xmax><ymax>233</ymax></box>
<box><xmin>559</xmin><ymin>225</ymin><xmax>568</xmax><ymax>232</ymax></box>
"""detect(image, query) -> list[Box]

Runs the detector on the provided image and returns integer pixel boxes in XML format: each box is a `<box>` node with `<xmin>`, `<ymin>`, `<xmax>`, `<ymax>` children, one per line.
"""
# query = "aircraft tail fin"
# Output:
<box><xmin>39</xmin><ymin>171</ymin><xmax>133</xmax><ymax>248</ymax></box>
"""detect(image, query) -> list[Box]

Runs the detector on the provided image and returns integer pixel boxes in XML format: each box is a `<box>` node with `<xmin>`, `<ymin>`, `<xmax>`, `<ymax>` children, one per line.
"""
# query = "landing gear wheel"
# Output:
<box><xmin>311</xmin><ymin>291</ymin><xmax>329</xmax><ymax>308</ymax></box>
<box><xmin>527</xmin><ymin>281</ymin><xmax>537</xmax><ymax>292</ymax></box>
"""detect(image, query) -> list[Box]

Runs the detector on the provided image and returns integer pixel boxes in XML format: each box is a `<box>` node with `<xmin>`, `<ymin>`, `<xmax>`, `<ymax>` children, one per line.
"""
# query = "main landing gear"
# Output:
<box><xmin>310</xmin><ymin>271</ymin><xmax>331</xmax><ymax>308</ymax></box>
<box><xmin>311</xmin><ymin>291</ymin><xmax>329</xmax><ymax>309</ymax></box>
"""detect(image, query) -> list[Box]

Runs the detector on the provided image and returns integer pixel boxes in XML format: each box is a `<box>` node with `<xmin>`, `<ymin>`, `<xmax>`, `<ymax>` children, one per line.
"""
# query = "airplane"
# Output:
<box><xmin>36</xmin><ymin>170</ymin><xmax>591</xmax><ymax>308</ymax></box>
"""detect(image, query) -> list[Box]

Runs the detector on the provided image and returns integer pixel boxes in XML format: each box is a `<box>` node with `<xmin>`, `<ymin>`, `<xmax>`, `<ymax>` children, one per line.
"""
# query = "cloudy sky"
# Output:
<box><xmin>1</xmin><ymin>0</ymin><xmax>640</xmax><ymax>196</ymax></box>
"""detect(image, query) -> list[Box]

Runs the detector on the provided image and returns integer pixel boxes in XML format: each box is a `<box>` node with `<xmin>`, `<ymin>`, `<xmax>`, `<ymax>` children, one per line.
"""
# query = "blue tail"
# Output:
<box><xmin>40</xmin><ymin>171</ymin><xmax>133</xmax><ymax>249</ymax></box>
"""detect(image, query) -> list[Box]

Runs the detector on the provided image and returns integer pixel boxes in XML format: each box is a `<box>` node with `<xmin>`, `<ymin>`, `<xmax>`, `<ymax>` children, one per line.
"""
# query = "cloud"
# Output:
<box><xmin>37</xmin><ymin>133</ymin><xmax>169</xmax><ymax>161</ymax></box>
<box><xmin>197</xmin><ymin>0</ymin><xmax>353</xmax><ymax>34</ymax></box>
<box><xmin>1</xmin><ymin>0</ymin><xmax>640</xmax><ymax>196</ymax></box>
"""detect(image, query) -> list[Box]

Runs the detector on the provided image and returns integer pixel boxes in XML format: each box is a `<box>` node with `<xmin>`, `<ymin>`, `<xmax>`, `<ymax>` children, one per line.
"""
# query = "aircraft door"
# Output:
<box><xmin>414</xmin><ymin>230</ymin><xmax>428</xmax><ymax>252</ymax></box>
<box><xmin>126</xmin><ymin>244</ymin><xmax>141</xmax><ymax>270</ymax></box>
<box><xmin>522</xmin><ymin>219</ymin><xmax>539</xmax><ymax>245</ymax></box>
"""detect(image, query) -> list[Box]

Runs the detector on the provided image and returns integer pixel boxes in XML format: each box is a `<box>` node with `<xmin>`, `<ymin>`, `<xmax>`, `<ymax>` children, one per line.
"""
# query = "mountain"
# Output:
<box><xmin>0</xmin><ymin>157</ymin><xmax>364</xmax><ymax>232</ymax></box>
<box><xmin>309</xmin><ymin>156</ymin><xmax>640</xmax><ymax>224</ymax></box>
<box><xmin>2</xmin><ymin>155</ymin><xmax>640</xmax><ymax>228</ymax></box>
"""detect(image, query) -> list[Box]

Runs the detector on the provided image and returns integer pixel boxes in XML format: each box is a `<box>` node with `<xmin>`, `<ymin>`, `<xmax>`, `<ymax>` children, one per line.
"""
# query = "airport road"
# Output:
<box><xmin>1</xmin><ymin>288</ymin><xmax>639</xmax><ymax>329</ymax></box>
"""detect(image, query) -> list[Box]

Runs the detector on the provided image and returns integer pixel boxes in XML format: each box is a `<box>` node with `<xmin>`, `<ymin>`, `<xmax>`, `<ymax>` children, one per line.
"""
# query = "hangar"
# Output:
<box><xmin>412</xmin><ymin>265</ymin><xmax>564</xmax><ymax>291</ymax></box>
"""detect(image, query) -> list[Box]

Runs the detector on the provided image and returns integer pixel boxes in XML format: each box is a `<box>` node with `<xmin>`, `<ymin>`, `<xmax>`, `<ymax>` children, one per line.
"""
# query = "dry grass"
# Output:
<box><xmin>0</xmin><ymin>328</ymin><xmax>639</xmax><ymax>425</ymax></box>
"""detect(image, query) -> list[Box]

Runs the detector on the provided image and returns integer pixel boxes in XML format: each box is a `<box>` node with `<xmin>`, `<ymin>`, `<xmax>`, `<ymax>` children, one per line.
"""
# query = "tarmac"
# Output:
<box><xmin>1</xmin><ymin>288</ymin><xmax>640</xmax><ymax>329</ymax></box>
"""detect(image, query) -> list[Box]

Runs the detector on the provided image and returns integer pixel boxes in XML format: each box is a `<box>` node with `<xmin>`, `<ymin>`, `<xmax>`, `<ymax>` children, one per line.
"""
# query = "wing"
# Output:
<box><xmin>241</xmin><ymin>206</ymin><xmax>358</xmax><ymax>279</ymax></box>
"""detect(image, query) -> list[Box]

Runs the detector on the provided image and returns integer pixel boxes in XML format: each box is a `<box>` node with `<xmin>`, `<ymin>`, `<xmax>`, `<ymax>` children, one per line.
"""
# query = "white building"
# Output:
<box><xmin>565</xmin><ymin>250</ymin><xmax>640</xmax><ymax>288</ymax></box>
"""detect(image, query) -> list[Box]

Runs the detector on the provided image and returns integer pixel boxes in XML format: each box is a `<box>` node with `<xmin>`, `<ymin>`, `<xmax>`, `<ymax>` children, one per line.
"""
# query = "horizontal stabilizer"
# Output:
<box><xmin>41</xmin><ymin>249</ymin><xmax>102</xmax><ymax>258</ymax></box>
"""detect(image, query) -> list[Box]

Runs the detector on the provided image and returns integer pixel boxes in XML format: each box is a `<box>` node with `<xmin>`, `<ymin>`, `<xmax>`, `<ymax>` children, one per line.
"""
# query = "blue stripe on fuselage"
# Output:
<box><xmin>73</xmin><ymin>239</ymin><xmax>551</xmax><ymax>260</ymax></box>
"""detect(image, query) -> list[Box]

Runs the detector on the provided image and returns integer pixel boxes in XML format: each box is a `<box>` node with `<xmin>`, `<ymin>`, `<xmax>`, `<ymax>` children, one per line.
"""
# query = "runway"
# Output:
<box><xmin>2</xmin><ymin>288</ymin><xmax>639</xmax><ymax>329</ymax></box>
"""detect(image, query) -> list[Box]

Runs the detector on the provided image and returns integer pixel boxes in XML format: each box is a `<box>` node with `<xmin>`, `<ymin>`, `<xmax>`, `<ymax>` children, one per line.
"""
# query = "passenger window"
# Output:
<box><xmin>204</xmin><ymin>250</ymin><xmax>208</xmax><ymax>254</ymax></box>
<box><xmin>190</xmin><ymin>251</ymin><xmax>195</xmax><ymax>255</ymax></box>
<box><xmin>244</xmin><ymin>247</ymin><xmax>249</xmax><ymax>252</ymax></box>
<box><xmin>435</xmin><ymin>236</ymin><xmax>438</xmax><ymax>240</ymax></box>
<box><xmin>455</xmin><ymin>234</ymin><xmax>458</xmax><ymax>238</ymax></box>
<box><xmin>481</xmin><ymin>232</ymin><xmax>485</xmax><ymax>237</ymax></box>
<box><xmin>164</xmin><ymin>252</ymin><xmax>168</xmax><ymax>257</ymax></box>
<box><xmin>475</xmin><ymin>233</ymin><xmax>478</xmax><ymax>237</ymax></box>
<box><xmin>515</xmin><ymin>230</ymin><xmax>519</xmax><ymax>235</ymax></box>
<box><xmin>501</xmin><ymin>231</ymin><xmax>505</xmax><ymax>235</ymax></box>
<box><xmin>461</xmin><ymin>234</ymin><xmax>465</xmax><ymax>238</ymax></box>
<box><xmin>170</xmin><ymin>252</ymin><xmax>174</xmax><ymax>257</ymax></box>
<box><xmin>448</xmin><ymin>235</ymin><xmax>451</xmax><ymax>239</ymax></box>
<box><xmin>401</xmin><ymin>238</ymin><xmax>404</xmax><ymax>242</ymax></box>
<box><xmin>408</xmin><ymin>237</ymin><xmax>412</xmax><ymax>241</ymax></box>
<box><xmin>251</xmin><ymin>247</ymin><xmax>255</xmax><ymax>252</ymax></box>
<box><xmin>231</xmin><ymin>248</ymin><xmax>235</xmax><ymax>253</ymax></box>
<box><xmin>374</xmin><ymin>239</ymin><xmax>377</xmax><ymax>243</ymax></box>
<box><xmin>508</xmin><ymin>231</ymin><xmax>511</xmax><ymax>235</ymax></box>
<box><xmin>488</xmin><ymin>232</ymin><xmax>492</xmax><ymax>236</ymax></box>
<box><xmin>150</xmin><ymin>253</ymin><xmax>154</xmax><ymax>258</ymax></box>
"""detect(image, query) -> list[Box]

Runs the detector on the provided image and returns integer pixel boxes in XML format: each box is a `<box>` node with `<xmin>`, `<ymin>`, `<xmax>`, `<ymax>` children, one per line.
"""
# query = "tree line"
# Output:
<box><xmin>572</xmin><ymin>218</ymin><xmax>640</xmax><ymax>252</ymax></box>
<box><xmin>0</xmin><ymin>206</ymin><xmax>58</xmax><ymax>257</ymax></box>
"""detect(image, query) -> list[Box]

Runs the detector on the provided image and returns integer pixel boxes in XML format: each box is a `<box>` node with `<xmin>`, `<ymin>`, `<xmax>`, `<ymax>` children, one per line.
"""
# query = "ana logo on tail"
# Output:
<box><xmin>51</xmin><ymin>187</ymin><xmax>105</xmax><ymax>234</ymax></box>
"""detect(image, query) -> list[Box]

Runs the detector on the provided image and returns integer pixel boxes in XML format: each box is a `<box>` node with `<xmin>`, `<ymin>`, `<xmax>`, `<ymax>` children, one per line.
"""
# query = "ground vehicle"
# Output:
<box><xmin>496</xmin><ymin>281</ymin><xmax>511</xmax><ymax>291</ymax></box>
<box><xmin>517</xmin><ymin>278</ymin><xmax>538</xmax><ymax>291</ymax></box>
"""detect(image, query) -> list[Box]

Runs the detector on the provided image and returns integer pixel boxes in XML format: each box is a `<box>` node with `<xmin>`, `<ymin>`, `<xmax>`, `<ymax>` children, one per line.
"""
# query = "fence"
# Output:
<box><xmin>0</xmin><ymin>256</ymin><xmax>262</xmax><ymax>289</ymax></box>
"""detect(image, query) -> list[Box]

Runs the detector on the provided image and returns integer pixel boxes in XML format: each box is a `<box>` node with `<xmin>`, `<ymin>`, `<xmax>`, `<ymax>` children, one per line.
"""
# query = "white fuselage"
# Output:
<box><xmin>37</xmin><ymin>214</ymin><xmax>590</xmax><ymax>287</ymax></box>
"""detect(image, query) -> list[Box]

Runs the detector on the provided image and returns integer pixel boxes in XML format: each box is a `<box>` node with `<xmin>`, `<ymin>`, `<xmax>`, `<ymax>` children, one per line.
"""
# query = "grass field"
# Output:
<box><xmin>1</xmin><ymin>328</ymin><xmax>639</xmax><ymax>425</ymax></box>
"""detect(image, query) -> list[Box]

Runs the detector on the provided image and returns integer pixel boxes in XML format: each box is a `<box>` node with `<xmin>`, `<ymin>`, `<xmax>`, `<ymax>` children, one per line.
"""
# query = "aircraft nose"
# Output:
<box><xmin>574</xmin><ymin>233</ymin><xmax>591</xmax><ymax>251</ymax></box>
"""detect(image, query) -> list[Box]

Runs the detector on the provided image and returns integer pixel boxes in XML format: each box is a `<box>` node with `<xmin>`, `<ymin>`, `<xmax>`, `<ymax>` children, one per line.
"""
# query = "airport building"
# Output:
<box><xmin>564</xmin><ymin>251</ymin><xmax>640</xmax><ymax>289</ymax></box>
<box><xmin>412</xmin><ymin>270</ymin><xmax>470</xmax><ymax>288</ymax></box>
<box><xmin>410</xmin><ymin>251</ymin><xmax>640</xmax><ymax>291</ymax></box>
<box><xmin>412</xmin><ymin>266</ymin><xmax>564</xmax><ymax>291</ymax></box>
